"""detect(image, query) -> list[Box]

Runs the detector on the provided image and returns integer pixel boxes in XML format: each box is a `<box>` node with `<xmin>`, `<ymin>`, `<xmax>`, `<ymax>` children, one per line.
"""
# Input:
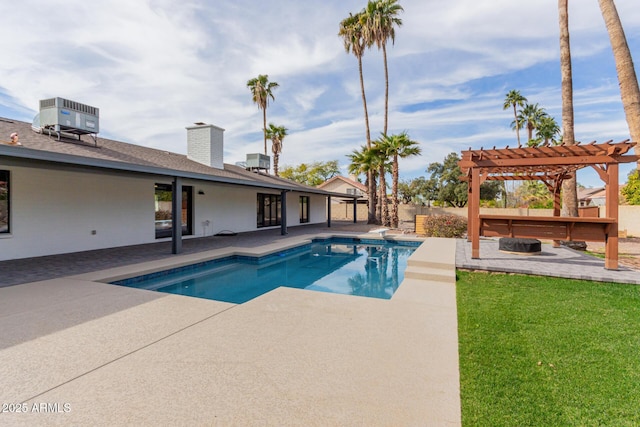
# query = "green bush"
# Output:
<box><xmin>155</xmin><ymin>209</ymin><xmax>172</xmax><ymax>220</ymax></box>
<box><xmin>422</xmin><ymin>214</ymin><xmax>467</xmax><ymax>238</ymax></box>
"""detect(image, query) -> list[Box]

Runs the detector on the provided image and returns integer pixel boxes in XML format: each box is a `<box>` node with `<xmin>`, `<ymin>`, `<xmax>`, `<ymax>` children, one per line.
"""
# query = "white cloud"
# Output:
<box><xmin>0</xmin><ymin>0</ymin><xmax>638</xmax><ymax>190</ymax></box>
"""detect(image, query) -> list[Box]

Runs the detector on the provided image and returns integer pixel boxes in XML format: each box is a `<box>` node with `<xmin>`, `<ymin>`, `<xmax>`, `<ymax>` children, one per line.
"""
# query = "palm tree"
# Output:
<box><xmin>371</xmin><ymin>137</ymin><xmax>393</xmax><ymax>226</ymax></box>
<box><xmin>516</xmin><ymin>103</ymin><xmax>548</xmax><ymax>144</ymax></box>
<box><xmin>378</xmin><ymin>132</ymin><xmax>421</xmax><ymax>228</ymax></box>
<box><xmin>535</xmin><ymin>116</ymin><xmax>561</xmax><ymax>146</ymax></box>
<box><xmin>340</xmin><ymin>12</ymin><xmax>377</xmax><ymax>223</ymax></box>
<box><xmin>247</xmin><ymin>75</ymin><xmax>279</xmax><ymax>156</ymax></box>
<box><xmin>598</xmin><ymin>0</ymin><xmax>640</xmax><ymax>169</ymax></box>
<box><xmin>559</xmin><ymin>0</ymin><xmax>578</xmax><ymax>218</ymax></box>
<box><xmin>347</xmin><ymin>145</ymin><xmax>378</xmax><ymax>221</ymax></box>
<box><xmin>265</xmin><ymin>123</ymin><xmax>288</xmax><ymax>177</ymax></box>
<box><xmin>362</xmin><ymin>0</ymin><xmax>403</xmax><ymax>135</ymax></box>
<box><xmin>503</xmin><ymin>90</ymin><xmax>528</xmax><ymax>147</ymax></box>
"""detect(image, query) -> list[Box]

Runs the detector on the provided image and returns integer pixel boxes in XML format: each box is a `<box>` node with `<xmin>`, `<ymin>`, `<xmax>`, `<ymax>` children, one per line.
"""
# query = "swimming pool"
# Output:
<box><xmin>112</xmin><ymin>238</ymin><xmax>420</xmax><ymax>303</ymax></box>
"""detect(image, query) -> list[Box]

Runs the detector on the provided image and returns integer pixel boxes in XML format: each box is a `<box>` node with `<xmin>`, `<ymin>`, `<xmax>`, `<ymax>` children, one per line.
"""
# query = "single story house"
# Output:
<box><xmin>0</xmin><ymin>102</ymin><xmax>357</xmax><ymax>261</ymax></box>
<box><xmin>317</xmin><ymin>175</ymin><xmax>368</xmax><ymax>202</ymax></box>
<box><xmin>578</xmin><ymin>186</ymin><xmax>606</xmax><ymax>207</ymax></box>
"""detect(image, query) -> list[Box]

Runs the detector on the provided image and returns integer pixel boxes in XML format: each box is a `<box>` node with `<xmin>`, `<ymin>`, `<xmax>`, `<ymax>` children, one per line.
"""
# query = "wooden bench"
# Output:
<box><xmin>475</xmin><ymin>214</ymin><xmax>619</xmax><ymax>269</ymax></box>
<box><xmin>478</xmin><ymin>215</ymin><xmax>615</xmax><ymax>242</ymax></box>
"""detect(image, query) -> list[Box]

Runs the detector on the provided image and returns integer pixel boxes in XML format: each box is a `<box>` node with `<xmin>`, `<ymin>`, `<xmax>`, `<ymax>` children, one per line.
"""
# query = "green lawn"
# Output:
<box><xmin>457</xmin><ymin>270</ymin><xmax>640</xmax><ymax>426</ymax></box>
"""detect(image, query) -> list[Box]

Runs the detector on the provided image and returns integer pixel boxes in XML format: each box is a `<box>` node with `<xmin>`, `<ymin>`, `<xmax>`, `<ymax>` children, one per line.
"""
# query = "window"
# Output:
<box><xmin>299</xmin><ymin>196</ymin><xmax>309</xmax><ymax>223</ymax></box>
<box><xmin>0</xmin><ymin>170</ymin><xmax>9</xmax><ymax>234</ymax></box>
<box><xmin>154</xmin><ymin>183</ymin><xmax>193</xmax><ymax>238</ymax></box>
<box><xmin>257</xmin><ymin>193</ymin><xmax>281</xmax><ymax>227</ymax></box>
<box><xmin>346</xmin><ymin>188</ymin><xmax>357</xmax><ymax>195</ymax></box>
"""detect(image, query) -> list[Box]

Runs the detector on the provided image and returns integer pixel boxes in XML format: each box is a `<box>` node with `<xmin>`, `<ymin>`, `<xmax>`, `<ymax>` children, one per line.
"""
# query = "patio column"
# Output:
<box><xmin>172</xmin><ymin>176</ymin><xmax>182</xmax><ymax>254</ymax></box>
<box><xmin>327</xmin><ymin>196</ymin><xmax>331</xmax><ymax>228</ymax></box>
<box><xmin>353</xmin><ymin>198</ymin><xmax>357</xmax><ymax>223</ymax></box>
<box><xmin>281</xmin><ymin>190</ymin><xmax>288</xmax><ymax>235</ymax></box>
<box><xmin>605</xmin><ymin>163</ymin><xmax>619</xmax><ymax>270</ymax></box>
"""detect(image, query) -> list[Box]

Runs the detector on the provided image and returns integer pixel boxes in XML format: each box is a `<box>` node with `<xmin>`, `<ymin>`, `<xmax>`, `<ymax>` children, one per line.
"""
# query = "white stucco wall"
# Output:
<box><xmin>309</xmin><ymin>193</ymin><xmax>327</xmax><ymax>224</ymax></box>
<box><xmin>189</xmin><ymin>185</ymin><xmax>328</xmax><ymax>236</ymax></box>
<box><xmin>1</xmin><ymin>165</ymin><xmax>154</xmax><ymax>261</ymax></box>
<box><xmin>0</xmin><ymin>165</ymin><xmax>330</xmax><ymax>261</ymax></box>
<box><xmin>189</xmin><ymin>183</ymin><xmax>262</xmax><ymax>237</ymax></box>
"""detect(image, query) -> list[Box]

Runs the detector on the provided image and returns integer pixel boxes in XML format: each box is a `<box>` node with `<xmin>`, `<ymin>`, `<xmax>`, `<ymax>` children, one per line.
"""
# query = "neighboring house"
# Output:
<box><xmin>578</xmin><ymin>187</ymin><xmax>606</xmax><ymax>207</ymax></box>
<box><xmin>0</xmin><ymin>103</ymin><xmax>355</xmax><ymax>261</ymax></box>
<box><xmin>317</xmin><ymin>175</ymin><xmax>368</xmax><ymax>203</ymax></box>
<box><xmin>317</xmin><ymin>175</ymin><xmax>368</xmax><ymax>221</ymax></box>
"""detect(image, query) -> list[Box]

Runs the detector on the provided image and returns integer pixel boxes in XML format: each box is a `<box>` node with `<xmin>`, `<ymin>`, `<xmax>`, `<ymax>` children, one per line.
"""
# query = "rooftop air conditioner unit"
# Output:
<box><xmin>245</xmin><ymin>153</ymin><xmax>270</xmax><ymax>171</ymax></box>
<box><xmin>35</xmin><ymin>97</ymin><xmax>99</xmax><ymax>143</ymax></box>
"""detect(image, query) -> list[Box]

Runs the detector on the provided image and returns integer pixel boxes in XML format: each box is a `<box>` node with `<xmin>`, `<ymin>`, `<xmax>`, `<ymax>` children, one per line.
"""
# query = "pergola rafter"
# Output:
<box><xmin>459</xmin><ymin>140</ymin><xmax>638</xmax><ymax>270</ymax></box>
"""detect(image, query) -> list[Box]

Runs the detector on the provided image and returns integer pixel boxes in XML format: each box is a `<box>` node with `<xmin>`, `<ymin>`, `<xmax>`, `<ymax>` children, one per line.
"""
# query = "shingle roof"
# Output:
<box><xmin>317</xmin><ymin>175</ymin><xmax>368</xmax><ymax>193</ymax></box>
<box><xmin>577</xmin><ymin>187</ymin><xmax>605</xmax><ymax>201</ymax></box>
<box><xmin>0</xmin><ymin>117</ymin><xmax>346</xmax><ymax>197</ymax></box>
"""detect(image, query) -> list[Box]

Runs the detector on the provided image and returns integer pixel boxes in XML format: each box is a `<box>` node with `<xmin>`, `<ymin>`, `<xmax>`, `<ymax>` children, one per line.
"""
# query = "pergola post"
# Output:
<box><xmin>327</xmin><ymin>196</ymin><xmax>331</xmax><ymax>228</ymax></box>
<box><xmin>466</xmin><ymin>176</ymin><xmax>472</xmax><ymax>242</ymax></box>
<box><xmin>471</xmin><ymin>167</ymin><xmax>480</xmax><ymax>259</ymax></box>
<box><xmin>605</xmin><ymin>163</ymin><xmax>619</xmax><ymax>270</ymax></box>
<box><xmin>171</xmin><ymin>176</ymin><xmax>182</xmax><ymax>255</ymax></box>
<box><xmin>552</xmin><ymin>178</ymin><xmax>562</xmax><ymax>248</ymax></box>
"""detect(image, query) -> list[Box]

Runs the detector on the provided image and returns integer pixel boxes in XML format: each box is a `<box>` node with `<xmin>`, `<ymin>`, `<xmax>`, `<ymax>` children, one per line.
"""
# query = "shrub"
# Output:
<box><xmin>422</xmin><ymin>214</ymin><xmax>467</xmax><ymax>238</ymax></box>
<box><xmin>155</xmin><ymin>209</ymin><xmax>172</xmax><ymax>220</ymax></box>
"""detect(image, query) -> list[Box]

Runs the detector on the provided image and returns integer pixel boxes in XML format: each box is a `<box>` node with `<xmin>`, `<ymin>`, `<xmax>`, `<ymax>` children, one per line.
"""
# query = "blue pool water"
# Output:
<box><xmin>112</xmin><ymin>238</ymin><xmax>419</xmax><ymax>303</ymax></box>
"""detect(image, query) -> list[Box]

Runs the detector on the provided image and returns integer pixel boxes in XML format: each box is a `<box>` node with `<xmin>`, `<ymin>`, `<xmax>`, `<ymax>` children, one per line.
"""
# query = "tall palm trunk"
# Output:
<box><xmin>391</xmin><ymin>154</ymin><xmax>400</xmax><ymax>228</ymax></box>
<box><xmin>527</xmin><ymin>123</ymin><xmax>534</xmax><ymax>142</ymax></box>
<box><xmin>357</xmin><ymin>56</ymin><xmax>377</xmax><ymax>223</ymax></box>
<box><xmin>559</xmin><ymin>0</ymin><xmax>578</xmax><ymax>217</ymax></box>
<box><xmin>382</xmin><ymin>43</ymin><xmax>389</xmax><ymax>136</ymax></box>
<box><xmin>273</xmin><ymin>152</ymin><xmax>280</xmax><ymax>176</ymax></box>
<box><xmin>599</xmin><ymin>0</ymin><xmax>640</xmax><ymax>169</ymax></box>
<box><xmin>379</xmin><ymin>164</ymin><xmax>389</xmax><ymax>226</ymax></box>
<box><xmin>262</xmin><ymin>109</ymin><xmax>267</xmax><ymax>156</ymax></box>
<box><xmin>512</xmin><ymin>104</ymin><xmax>521</xmax><ymax>148</ymax></box>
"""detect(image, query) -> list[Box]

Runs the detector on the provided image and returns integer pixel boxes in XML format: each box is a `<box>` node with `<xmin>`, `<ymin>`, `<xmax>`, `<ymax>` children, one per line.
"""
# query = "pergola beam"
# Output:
<box><xmin>459</xmin><ymin>154</ymin><xmax>637</xmax><ymax>168</ymax></box>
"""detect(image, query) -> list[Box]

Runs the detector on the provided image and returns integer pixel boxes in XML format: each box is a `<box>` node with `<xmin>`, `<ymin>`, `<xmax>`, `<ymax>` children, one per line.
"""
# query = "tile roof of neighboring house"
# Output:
<box><xmin>0</xmin><ymin>117</ymin><xmax>349</xmax><ymax>197</ymax></box>
<box><xmin>578</xmin><ymin>187</ymin><xmax>605</xmax><ymax>201</ymax></box>
<box><xmin>317</xmin><ymin>175</ymin><xmax>368</xmax><ymax>193</ymax></box>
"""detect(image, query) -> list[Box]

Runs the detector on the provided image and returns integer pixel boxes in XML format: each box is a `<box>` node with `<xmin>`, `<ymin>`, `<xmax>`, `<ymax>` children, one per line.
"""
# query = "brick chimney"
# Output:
<box><xmin>186</xmin><ymin>123</ymin><xmax>225</xmax><ymax>169</ymax></box>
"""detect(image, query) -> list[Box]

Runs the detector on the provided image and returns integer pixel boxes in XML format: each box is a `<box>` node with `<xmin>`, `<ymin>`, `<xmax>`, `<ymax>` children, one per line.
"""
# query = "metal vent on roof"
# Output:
<box><xmin>245</xmin><ymin>153</ymin><xmax>270</xmax><ymax>171</ymax></box>
<box><xmin>34</xmin><ymin>97</ymin><xmax>100</xmax><ymax>145</ymax></box>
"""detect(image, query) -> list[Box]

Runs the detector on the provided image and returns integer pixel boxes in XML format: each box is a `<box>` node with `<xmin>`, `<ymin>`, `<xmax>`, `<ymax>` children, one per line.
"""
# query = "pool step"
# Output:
<box><xmin>406</xmin><ymin>237</ymin><xmax>457</xmax><ymax>271</ymax></box>
<box><xmin>407</xmin><ymin>257</ymin><xmax>453</xmax><ymax>271</ymax></box>
<box><xmin>404</xmin><ymin>265</ymin><xmax>456</xmax><ymax>284</ymax></box>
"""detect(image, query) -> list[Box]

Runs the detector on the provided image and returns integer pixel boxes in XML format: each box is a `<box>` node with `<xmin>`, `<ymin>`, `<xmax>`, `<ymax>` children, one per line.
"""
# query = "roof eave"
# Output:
<box><xmin>0</xmin><ymin>145</ymin><xmax>359</xmax><ymax>198</ymax></box>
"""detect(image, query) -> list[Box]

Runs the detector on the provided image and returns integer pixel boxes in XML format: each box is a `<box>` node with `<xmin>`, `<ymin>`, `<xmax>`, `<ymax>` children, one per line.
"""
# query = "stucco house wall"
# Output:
<box><xmin>1</xmin><ymin>165</ymin><xmax>154</xmax><ymax>260</ymax></box>
<box><xmin>0</xmin><ymin>167</ymin><xmax>329</xmax><ymax>261</ymax></box>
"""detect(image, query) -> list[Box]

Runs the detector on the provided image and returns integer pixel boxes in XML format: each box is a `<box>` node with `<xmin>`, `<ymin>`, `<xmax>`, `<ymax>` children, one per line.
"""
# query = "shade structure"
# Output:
<box><xmin>458</xmin><ymin>140</ymin><xmax>638</xmax><ymax>270</ymax></box>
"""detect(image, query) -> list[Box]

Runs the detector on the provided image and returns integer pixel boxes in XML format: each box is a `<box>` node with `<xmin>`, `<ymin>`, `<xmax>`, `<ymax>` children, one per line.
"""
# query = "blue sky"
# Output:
<box><xmin>1</xmin><ymin>0</ymin><xmax>639</xmax><ymax>188</ymax></box>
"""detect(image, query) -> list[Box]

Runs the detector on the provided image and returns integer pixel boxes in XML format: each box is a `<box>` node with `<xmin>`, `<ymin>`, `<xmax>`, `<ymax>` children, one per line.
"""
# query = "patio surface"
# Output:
<box><xmin>2</xmin><ymin>222</ymin><xmax>637</xmax><ymax>425</ymax></box>
<box><xmin>457</xmin><ymin>238</ymin><xmax>640</xmax><ymax>285</ymax></box>
<box><xmin>0</xmin><ymin>222</ymin><xmax>461</xmax><ymax>426</ymax></box>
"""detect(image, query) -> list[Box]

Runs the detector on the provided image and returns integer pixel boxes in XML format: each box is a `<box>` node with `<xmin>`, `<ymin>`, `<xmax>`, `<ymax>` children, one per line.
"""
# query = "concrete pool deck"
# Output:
<box><xmin>0</xmin><ymin>224</ymin><xmax>461</xmax><ymax>426</ymax></box>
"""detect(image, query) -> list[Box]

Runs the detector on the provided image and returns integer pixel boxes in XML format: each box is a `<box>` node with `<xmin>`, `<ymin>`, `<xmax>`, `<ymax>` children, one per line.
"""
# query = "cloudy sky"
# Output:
<box><xmin>1</xmin><ymin>0</ymin><xmax>639</xmax><ymax>187</ymax></box>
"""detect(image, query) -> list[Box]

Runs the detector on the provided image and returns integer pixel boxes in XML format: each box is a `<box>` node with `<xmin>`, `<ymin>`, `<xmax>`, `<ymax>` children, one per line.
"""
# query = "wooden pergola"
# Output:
<box><xmin>458</xmin><ymin>140</ymin><xmax>638</xmax><ymax>270</ymax></box>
